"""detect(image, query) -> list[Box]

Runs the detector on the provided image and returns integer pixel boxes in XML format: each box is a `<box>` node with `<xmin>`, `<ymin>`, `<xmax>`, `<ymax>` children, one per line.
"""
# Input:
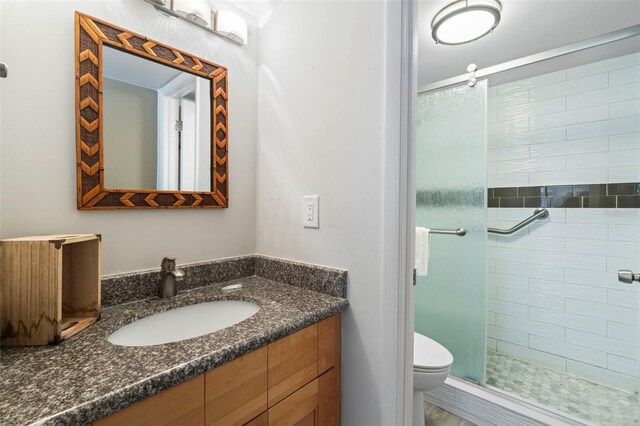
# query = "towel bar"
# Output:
<box><xmin>430</xmin><ymin>228</ymin><xmax>466</xmax><ymax>236</ymax></box>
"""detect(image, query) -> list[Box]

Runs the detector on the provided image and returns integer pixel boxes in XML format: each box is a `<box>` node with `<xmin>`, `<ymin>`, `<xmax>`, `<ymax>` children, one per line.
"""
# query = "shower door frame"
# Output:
<box><xmin>418</xmin><ymin>24</ymin><xmax>640</xmax><ymax>94</ymax></box>
<box><xmin>396</xmin><ymin>0</ymin><xmax>419</xmax><ymax>424</ymax></box>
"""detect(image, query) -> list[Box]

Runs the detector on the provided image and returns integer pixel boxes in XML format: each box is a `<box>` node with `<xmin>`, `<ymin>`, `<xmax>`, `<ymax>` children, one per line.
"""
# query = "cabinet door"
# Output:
<box><xmin>94</xmin><ymin>375</ymin><xmax>204</xmax><ymax>426</ymax></box>
<box><xmin>268</xmin><ymin>379</ymin><xmax>318</xmax><ymax>426</ymax></box>
<box><xmin>317</xmin><ymin>314</ymin><xmax>340</xmax><ymax>375</ymax></box>
<box><xmin>206</xmin><ymin>346</ymin><xmax>268</xmax><ymax>425</ymax></box>
<box><xmin>268</xmin><ymin>325</ymin><xmax>318</xmax><ymax>407</ymax></box>
<box><xmin>318</xmin><ymin>368</ymin><xmax>340</xmax><ymax>426</ymax></box>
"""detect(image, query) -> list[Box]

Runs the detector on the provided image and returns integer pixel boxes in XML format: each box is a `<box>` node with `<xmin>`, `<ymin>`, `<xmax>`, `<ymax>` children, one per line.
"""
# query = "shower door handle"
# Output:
<box><xmin>618</xmin><ymin>270</ymin><xmax>640</xmax><ymax>284</ymax></box>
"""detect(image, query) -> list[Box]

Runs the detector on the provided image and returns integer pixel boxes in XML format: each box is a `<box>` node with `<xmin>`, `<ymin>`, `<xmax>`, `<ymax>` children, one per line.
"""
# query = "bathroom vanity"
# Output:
<box><xmin>0</xmin><ymin>255</ymin><xmax>348</xmax><ymax>425</ymax></box>
<box><xmin>96</xmin><ymin>314</ymin><xmax>340</xmax><ymax>425</ymax></box>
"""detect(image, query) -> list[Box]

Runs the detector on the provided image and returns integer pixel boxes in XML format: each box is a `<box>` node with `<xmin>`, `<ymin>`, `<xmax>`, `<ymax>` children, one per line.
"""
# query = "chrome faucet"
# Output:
<box><xmin>158</xmin><ymin>257</ymin><xmax>185</xmax><ymax>298</ymax></box>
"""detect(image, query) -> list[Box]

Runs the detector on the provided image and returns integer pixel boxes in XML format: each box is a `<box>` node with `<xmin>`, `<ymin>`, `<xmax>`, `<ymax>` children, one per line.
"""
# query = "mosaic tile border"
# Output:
<box><xmin>488</xmin><ymin>182</ymin><xmax>640</xmax><ymax>208</ymax></box>
<box><xmin>102</xmin><ymin>255</ymin><xmax>347</xmax><ymax>307</ymax></box>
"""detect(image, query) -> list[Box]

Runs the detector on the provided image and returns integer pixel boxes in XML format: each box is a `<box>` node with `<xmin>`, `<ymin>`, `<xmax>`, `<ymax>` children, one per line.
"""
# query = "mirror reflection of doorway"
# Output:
<box><xmin>178</xmin><ymin>95</ymin><xmax>197</xmax><ymax>191</ymax></box>
<box><xmin>102</xmin><ymin>45</ymin><xmax>211</xmax><ymax>192</ymax></box>
<box><xmin>157</xmin><ymin>73</ymin><xmax>211</xmax><ymax>192</ymax></box>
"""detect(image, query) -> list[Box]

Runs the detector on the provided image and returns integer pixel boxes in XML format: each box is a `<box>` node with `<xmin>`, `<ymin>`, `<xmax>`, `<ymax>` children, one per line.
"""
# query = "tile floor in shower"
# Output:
<box><xmin>486</xmin><ymin>350</ymin><xmax>640</xmax><ymax>425</ymax></box>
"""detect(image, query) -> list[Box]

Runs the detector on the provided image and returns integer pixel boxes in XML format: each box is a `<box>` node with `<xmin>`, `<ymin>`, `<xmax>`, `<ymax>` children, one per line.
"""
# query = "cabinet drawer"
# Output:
<box><xmin>206</xmin><ymin>346</ymin><xmax>268</xmax><ymax>425</ymax></box>
<box><xmin>268</xmin><ymin>325</ymin><xmax>318</xmax><ymax>407</ymax></box>
<box><xmin>94</xmin><ymin>375</ymin><xmax>204</xmax><ymax>426</ymax></box>
<box><xmin>268</xmin><ymin>379</ymin><xmax>318</xmax><ymax>426</ymax></box>
<box><xmin>318</xmin><ymin>314</ymin><xmax>340</xmax><ymax>375</ymax></box>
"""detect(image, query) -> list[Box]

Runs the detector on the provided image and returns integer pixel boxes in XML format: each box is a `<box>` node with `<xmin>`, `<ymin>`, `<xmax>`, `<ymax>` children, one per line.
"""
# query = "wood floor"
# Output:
<box><xmin>424</xmin><ymin>402</ymin><xmax>474</xmax><ymax>426</ymax></box>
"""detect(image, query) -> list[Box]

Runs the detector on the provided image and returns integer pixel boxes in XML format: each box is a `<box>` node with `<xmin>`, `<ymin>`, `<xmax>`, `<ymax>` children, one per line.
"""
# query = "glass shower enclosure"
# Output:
<box><xmin>415</xmin><ymin>33</ymin><xmax>640</xmax><ymax>425</ymax></box>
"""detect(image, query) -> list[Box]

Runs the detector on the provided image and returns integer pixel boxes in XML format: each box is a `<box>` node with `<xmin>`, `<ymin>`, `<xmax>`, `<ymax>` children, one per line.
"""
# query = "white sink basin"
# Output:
<box><xmin>108</xmin><ymin>300</ymin><xmax>260</xmax><ymax>347</ymax></box>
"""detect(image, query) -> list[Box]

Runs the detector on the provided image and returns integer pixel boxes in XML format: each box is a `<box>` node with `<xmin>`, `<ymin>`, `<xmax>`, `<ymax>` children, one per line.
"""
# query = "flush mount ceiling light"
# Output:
<box><xmin>431</xmin><ymin>0</ymin><xmax>502</xmax><ymax>45</ymax></box>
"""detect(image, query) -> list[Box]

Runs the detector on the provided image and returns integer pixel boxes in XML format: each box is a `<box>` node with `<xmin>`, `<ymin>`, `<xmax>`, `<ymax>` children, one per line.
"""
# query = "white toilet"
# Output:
<box><xmin>413</xmin><ymin>332</ymin><xmax>454</xmax><ymax>426</ymax></box>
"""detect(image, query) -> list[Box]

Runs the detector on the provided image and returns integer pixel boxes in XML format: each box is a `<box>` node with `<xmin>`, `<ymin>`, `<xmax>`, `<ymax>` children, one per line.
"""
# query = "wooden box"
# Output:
<box><xmin>0</xmin><ymin>234</ymin><xmax>101</xmax><ymax>346</ymax></box>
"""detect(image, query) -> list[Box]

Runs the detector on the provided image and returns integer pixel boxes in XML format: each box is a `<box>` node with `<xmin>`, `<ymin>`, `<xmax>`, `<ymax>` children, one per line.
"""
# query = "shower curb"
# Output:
<box><xmin>424</xmin><ymin>377</ymin><xmax>589</xmax><ymax>426</ymax></box>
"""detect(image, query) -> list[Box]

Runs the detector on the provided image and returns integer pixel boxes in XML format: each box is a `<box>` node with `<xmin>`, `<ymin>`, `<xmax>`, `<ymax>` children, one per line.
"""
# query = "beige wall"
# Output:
<box><xmin>103</xmin><ymin>77</ymin><xmax>157</xmax><ymax>190</ymax></box>
<box><xmin>0</xmin><ymin>0</ymin><xmax>259</xmax><ymax>274</ymax></box>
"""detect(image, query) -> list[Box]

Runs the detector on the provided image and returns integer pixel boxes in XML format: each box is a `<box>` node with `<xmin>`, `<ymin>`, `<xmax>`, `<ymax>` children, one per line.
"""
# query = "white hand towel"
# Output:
<box><xmin>415</xmin><ymin>227</ymin><xmax>431</xmax><ymax>276</ymax></box>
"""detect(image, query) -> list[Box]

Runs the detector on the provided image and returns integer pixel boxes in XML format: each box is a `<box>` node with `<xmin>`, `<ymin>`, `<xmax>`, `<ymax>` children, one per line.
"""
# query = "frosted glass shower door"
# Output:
<box><xmin>415</xmin><ymin>81</ymin><xmax>488</xmax><ymax>384</ymax></box>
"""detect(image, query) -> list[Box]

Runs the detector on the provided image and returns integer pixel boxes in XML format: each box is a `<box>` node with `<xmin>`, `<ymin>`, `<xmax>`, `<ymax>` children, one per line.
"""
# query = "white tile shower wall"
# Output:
<box><xmin>486</xmin><ymin>53</ymin><xmax>640</xmax><ymax>392</ymax></box>
<box><xmin>488</xmin><ymin>52</ymin><xmax>640</xmax><ymax>187</ymax></box>
<box><xmin>487</xmin><ymin>208</ymin><xmax>640</xmax><ymax>392</ymax></box>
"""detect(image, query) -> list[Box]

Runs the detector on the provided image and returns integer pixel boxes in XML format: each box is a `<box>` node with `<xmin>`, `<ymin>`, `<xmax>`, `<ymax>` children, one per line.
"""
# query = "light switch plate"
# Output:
<box><xmin>303</xmin><ymin>195</ymin><xmax>319</xmax><ymax>228</ymax></box>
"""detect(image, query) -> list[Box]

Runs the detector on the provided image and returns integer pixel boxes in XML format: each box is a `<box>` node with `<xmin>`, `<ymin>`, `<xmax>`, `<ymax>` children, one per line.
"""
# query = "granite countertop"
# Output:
<box><xmin>0</xmin><ymin>276</ymin><xmax>349</xmax><ymax>425</ymax></box>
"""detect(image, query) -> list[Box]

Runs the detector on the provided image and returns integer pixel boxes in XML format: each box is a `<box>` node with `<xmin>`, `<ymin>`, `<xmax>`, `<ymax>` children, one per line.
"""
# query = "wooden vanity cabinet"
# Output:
<box><xmin>262</xmin><ymin>313</ymin><xmax>341</xmax><ymax>426</ymax></box>
<box><xmin>267</xmin><ymin>323</ymin><xmax>318</xmax><ymax>407</ymax></box>
<box><xmin>94</xmin><ymin>314</ymin><xmax>341</xmax><ymax>426</ymax></box>
<box><xmin>318</xmin><ymin>314</ymin><xmax>340</xmax><ymax>375</ymax></box>
<box><xmin>267</xmin><ymin>379</ymin><xmax>319</xmax><ymax>426</ymax></box>
<box><xmin>94</xmin><ymin>375</ymin><xmax>205</xmax><ymax>426</ymax></box>
<box><xmin>318</xmin><ymin>367</ymin><xmax>340</xmax><ymax>425</ymax></box>
<box><xmin>206</xmin><ymin>347</ymin><xmax>268</xmax><ymax>425</ymax></box>
<box><xmin>245</xmin><ymin>413</ymin><xmax>268</xmax><ymax>426</ymax></box>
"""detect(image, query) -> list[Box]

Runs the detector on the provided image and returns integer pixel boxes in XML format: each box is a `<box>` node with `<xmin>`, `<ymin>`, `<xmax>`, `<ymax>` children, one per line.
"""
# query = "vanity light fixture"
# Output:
<box><xmin>431</xmin><ymin>0</ymin><xmax>502</xmax><ymax>45</ymax></box>
<box><xmin>172</xmin><ymin>0</ymin><xmax>212</xmax><ymax>27</ymax></box>
<box><xmin>143</xmin><ymin>0</ymin><xmax>248</xmax><ymax>45</ymax></box>
<box><xmin>214</xmin><ymin>10</ymin><xmax>248</xmax><ymax>45</ymax></box>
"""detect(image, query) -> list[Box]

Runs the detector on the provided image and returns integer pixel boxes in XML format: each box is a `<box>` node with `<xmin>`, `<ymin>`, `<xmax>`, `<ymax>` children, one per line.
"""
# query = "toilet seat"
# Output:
<box><xmin>413</xmin><ymin>332</ymin><xmax>453</xmax><ymax>371</ymax></box>
<box><xmin>414</xmin><ymin>365</ymin><xmax>450</xmax><ymax>373</ymax></box>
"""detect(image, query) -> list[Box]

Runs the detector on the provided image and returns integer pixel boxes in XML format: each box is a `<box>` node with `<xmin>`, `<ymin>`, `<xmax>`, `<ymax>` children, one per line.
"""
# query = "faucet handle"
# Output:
<box><xmin>161</xmin><ymin>257</ymin><xmax>177</xmax><ymax>273</ymax></box>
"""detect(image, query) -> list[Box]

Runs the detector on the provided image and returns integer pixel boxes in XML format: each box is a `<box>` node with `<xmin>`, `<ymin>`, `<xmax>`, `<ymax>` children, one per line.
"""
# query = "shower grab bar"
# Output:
<box><xmin>487</xmin><ymin>208</ymin><xmax>549</xmax><ymax>235</ymax></box>
<box><xmin>430</xmin><ymin>228</ymin><xmax>467</xmax><ymax>236</ymax></box>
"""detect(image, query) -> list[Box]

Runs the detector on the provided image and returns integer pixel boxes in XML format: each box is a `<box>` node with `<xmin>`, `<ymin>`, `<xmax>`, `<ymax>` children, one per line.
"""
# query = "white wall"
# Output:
<box><xmin>486</xmin><ymin>54</ymin><xmax>640</xmax><ymax>392</ymax></box>
<box><xmin>103</xmin><ymin>77</ymin><xmax>157</xmax><ymax>189</ymax></box>
<box><xmin>256</xmin><ymin>1</ymin><xmax>404</xmax><ymax>424</ymax></box>
<box><xmin>0</xmin><ymin>0</ymin><xmax>259</xmax><ymax>274</ymax></box>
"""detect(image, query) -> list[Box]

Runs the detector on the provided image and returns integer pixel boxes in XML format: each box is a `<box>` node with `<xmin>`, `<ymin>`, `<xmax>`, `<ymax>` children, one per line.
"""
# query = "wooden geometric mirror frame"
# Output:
<box><xmin>75</xmin><ymin>12</ymin><xmax>228</xmax><ymax>209</ymax></box>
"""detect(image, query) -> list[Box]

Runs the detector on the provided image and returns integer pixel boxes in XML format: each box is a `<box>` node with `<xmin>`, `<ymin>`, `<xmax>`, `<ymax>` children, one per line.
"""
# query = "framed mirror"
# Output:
<box><xmin>75</xmin><ymin>12</ymin><xmax>228</xmax><ymax>209</ymax></box>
